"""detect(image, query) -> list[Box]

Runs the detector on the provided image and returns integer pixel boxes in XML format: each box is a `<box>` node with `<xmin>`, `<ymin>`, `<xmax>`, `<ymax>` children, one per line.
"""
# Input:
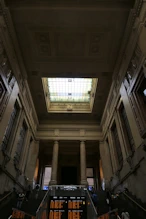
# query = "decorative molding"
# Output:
<box><xmin>37</xmin><ymin>124</ymin><xmax>102</xmax><ymax>141</ymax></box>
<box><xmin>128</xmin><ymin>68</ymin><xmax>146</xmax><ymax>138</ymax></box>
<box><xmin>0</xmin><ymin>37</ymin><xmax>16</xmax><ymax>120</ymax></box>
<box><xmin>0</xmin><ymin>75</ymin><xmax>9</xmax><ymax>120</ymax></box>
<box><xmin>123</xmin><ymin>44</ymin><xmax>142</xmax><ymax>90</ymax></box>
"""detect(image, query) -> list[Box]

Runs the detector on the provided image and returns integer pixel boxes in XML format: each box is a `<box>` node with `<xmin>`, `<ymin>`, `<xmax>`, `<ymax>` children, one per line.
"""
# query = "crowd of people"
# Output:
<box><xmin>14</xmin><ymin>184</ymin><xmax>130</xmax><ymax>218</ymax></box>
<box><xmin>89</xmin><ymin>187</ymin><xmax>130</xmax><ymax>219</ymax></box>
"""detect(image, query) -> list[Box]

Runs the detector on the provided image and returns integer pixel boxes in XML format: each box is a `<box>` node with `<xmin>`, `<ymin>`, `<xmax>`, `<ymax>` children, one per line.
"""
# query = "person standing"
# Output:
<box><xmin>91</xmin><ymin>190</ymin><xmax>98</xmax><ymax>211</ymax></box>
<box><xmin>35</xmin><ymin>184</ymin><xmax>40</xmax><ymax>199</ymax></box>
<box><xmin>106</xmin><ymin>189</ymin><xmax>112</xmax><ymax>211</ymax></box>
<box><xmin>17</xmin><ymin>192</ymin><xmax>25</xmax><ymax>209</ymax></box>
<box><xmin>25</xmin><ymin>184</ymin><xmax>32</xmax><ymax>201</ymax></box>
<box><xmin>121</xmin><ymin>210</ymin><xmax>130</xmax><ymax>219</ymax></box>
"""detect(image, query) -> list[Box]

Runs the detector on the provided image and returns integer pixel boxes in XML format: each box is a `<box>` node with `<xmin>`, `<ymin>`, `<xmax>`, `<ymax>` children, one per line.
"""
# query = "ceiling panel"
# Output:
<box><xmin>6</xmin><ymin>0</ymin><xmax>134</xmax><ymax>123</ymax></box>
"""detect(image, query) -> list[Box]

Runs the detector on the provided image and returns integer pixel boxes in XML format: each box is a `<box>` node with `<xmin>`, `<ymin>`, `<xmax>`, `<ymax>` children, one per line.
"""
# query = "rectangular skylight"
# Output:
<box><xmin>47</xmin><ymin>78</ymin><xmax>92</xmax><ymax>103</ymax></box>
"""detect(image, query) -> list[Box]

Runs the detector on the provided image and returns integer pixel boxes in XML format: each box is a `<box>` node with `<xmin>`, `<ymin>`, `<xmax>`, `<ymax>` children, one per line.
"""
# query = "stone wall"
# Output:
<box><xmin>100</xmin><ymin>1</ymin><xmax>146</xmax><ymax>203</ymax></box>
<box><xmin>0</xmin><ymin>13</ymin><xmax>39</xmax><ymax>193</ymax></box>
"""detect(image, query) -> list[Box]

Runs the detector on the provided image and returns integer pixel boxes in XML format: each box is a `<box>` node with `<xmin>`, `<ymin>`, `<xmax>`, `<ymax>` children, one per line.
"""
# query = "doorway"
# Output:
<box><xmin>61</xmin><ymin>166</ymin><xmax>78</xmax><ymax>185</ymax></box>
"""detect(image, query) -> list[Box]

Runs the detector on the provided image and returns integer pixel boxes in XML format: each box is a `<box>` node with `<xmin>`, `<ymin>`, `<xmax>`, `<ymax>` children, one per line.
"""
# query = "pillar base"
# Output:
<box><xmin>49</xmin><ymin>180</ymin><xmax>57</xmax><ymax>185</ymax></box>
<box><xmin>80</xmin><ymin>180</ymin><xmax>88</xmax><ymax>186</ymax></box>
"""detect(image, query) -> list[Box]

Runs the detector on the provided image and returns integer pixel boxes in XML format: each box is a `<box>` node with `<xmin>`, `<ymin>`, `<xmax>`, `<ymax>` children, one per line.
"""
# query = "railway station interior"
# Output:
<box><xmin>0</xmin><ymin>0</ymin><xmax>146</xmax><ymax>218</ymax></box>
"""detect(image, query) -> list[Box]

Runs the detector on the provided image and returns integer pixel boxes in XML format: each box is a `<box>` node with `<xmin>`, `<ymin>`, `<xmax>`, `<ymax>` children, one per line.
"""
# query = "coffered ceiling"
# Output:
<box><xmin>5</xmin><ymin>0</ymin><xmax>134</xmax><ymax>124</ymax></box>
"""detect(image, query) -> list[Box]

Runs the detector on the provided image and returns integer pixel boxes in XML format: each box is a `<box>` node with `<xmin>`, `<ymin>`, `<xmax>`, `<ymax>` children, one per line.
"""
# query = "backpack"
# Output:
<box><xmin>92</xmin><ymin>194</ymin><xmax>98</xmax><ymax>203</ymax></box>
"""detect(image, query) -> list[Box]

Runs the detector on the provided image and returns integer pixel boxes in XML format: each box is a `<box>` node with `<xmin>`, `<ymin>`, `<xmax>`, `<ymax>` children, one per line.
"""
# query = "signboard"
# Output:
<box><xmin>49</xmin><ymin>196</ymin><xmax>86</xmax><ymax>219</ymax></box>
<box><xmin>12</xmin><ymin>209</ymin><xmax>35</xmax><ymax>219</ymax></box>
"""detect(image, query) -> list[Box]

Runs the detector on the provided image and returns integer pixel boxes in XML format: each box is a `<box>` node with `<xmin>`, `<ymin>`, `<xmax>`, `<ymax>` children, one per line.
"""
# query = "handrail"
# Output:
<box><xmin>123</xmin><ymin>192</ymin><xmax>146</xmax><ymax>212</ymax></box>
<box><xmin>0</xmin><ymin>191</ymin><xmax>13</xmax><ymax>203</ymax></box>
<box><xmin>36</xmin><ymin>189</ymin><xmax>49</xmax><ymax>214</ymax></box>
<box><xmin>86</xmin><ymin>189</ymin><xmax>98</xmax><ymax>216</ymax></box>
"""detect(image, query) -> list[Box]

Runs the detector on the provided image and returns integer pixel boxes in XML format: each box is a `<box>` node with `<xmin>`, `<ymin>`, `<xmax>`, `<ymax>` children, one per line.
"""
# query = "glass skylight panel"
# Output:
<box><xmin>47</xmin><ymin>78</ymin><xmax>92</xmax><ymax>103</ymax></box>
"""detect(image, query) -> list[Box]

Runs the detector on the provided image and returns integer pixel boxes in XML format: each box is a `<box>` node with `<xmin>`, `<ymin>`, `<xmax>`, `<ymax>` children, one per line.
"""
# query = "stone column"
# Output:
<box><xmin>80</xmin><ymin>141</ymin><xmax>87</xmax><ymax>185</ymax></box>
<box><xmin>25</xmin><ymin>140</ymin><xmax>39</xmax><ymax>186</ymax></box>
<box><xmin>49</xmin><ymin>141</ymin><xmax>59</xmax><ymax>185</ymax></box>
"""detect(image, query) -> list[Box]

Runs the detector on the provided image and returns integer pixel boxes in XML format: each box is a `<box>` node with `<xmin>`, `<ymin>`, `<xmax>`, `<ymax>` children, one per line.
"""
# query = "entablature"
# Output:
<box><xmin>36</xmin><ymin>124</ymin><xmax>103</xmax><ymax>141</ymax></box>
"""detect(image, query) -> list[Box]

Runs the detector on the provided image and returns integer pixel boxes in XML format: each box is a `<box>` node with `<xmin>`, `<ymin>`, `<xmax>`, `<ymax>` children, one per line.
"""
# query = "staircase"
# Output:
<box><xmin>111</xmin><ymin>191</ymin><xmax>146</xmax><ymax>219</ymax></box>
<box><xmin>36</xmin><ymin>185</ymin><xmax>98</xmax><ymax>219</ymax></box>
<box><xmin>20</xmin><ymin>190</ymin><xmax>47</xmax><ymax>216</ymax></box>
<box><xmin>3</xmin><ymin>186</ymin><xmax>145</xmax><ymax>219</ymax></box>
<box><xmin>0</xmin><ymin>190</ymin><xmax>46</xmax><ymax>219</ymax></box>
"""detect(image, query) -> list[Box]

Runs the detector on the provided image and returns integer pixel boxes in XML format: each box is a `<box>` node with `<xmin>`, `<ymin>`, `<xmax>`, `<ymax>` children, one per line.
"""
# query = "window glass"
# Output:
<box><xmin>87</xmin><ymin>178</ymin><xmax>94</xmax><ymax>186</ymax></box>
<box><xmin>47</xmin><ymin>78</ymin><xmax>92</xmax><ymax>103</ymax></box>
<box><xmin>43</xmin><ymin>167</ymin><xmax>52</xmax><ymax>190</ymax></box>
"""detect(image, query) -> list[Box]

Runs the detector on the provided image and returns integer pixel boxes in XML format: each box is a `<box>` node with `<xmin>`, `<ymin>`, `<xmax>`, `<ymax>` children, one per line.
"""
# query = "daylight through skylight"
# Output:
<box><xmin>47</xmin><ymin>78</ymin><xmax>92</xmax><ymax>102</ymax></box>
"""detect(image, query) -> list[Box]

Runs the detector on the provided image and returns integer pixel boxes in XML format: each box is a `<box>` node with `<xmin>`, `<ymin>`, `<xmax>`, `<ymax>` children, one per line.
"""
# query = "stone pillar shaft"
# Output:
<box><xmin>80</xmin><ymin>141</ymin><xmax>87</xmax><ymax>185</ymax></box>
<box><xmin>50</xmin><ymin>141</ymin><xmax>59</xmax><ymax>185</ymax></box>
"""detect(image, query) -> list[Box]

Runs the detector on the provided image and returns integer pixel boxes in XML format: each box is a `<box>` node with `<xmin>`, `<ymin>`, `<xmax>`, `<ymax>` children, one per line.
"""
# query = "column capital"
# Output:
<box><xmin>54</xmin><ymin>140</ymin><xmax>59</xmax><ymax>145</ymax></box>
<box><xmin>80</xmin><ymin>140</ymin><xmax>86</xmax><ymax>144</ymax></box>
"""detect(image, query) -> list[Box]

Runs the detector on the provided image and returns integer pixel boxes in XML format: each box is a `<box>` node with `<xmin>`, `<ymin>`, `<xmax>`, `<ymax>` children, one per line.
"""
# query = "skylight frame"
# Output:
<box><xmin>42</xmin><ymin>77</ymin><xmax>98</xmax><ymax>113</ymax></box>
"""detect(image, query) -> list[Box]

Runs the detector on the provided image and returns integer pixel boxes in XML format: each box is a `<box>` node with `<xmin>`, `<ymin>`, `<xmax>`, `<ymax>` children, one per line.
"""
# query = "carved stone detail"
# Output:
<box><xmin>34</xmin><ymin>32</ymin><xmax>51</xmax><ymax>56</ymax></box>
<box><xmin>89</xmin><ymin>34</ymin><xmax>101</xmax><ymax>56</ymax></box>
<box><xmin>124</xmin><ymin>44</ymin><xmax>142</xmax><ymax>90</ymax></box>
<box><xmin>0</xmin><ymin>41</ymin><xmax>16</xmax><ymax>120</ymax></box>
<box><xmin>0</xmin><ymin>75</ymin><xmax>9</xmax><ymax>120</ymax></box>
<box><xmin>129</xmin><ymin>68</ymin><xmax>146</xmax><ymax>138</ymax></box>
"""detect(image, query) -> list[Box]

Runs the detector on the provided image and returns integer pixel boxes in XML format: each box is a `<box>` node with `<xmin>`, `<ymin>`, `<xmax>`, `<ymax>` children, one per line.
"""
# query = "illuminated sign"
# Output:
<box><xmin>49</xmin><ymin>196</ymin><xmax>86</xmax><ymax>219</ymax></box>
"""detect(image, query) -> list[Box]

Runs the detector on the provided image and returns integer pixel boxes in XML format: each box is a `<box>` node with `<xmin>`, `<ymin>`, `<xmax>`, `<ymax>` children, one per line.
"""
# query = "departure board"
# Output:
<box><xmin>49</xmin><ymin>196</ymin><xmax>86</xmax><ymax>219</ymax></box>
